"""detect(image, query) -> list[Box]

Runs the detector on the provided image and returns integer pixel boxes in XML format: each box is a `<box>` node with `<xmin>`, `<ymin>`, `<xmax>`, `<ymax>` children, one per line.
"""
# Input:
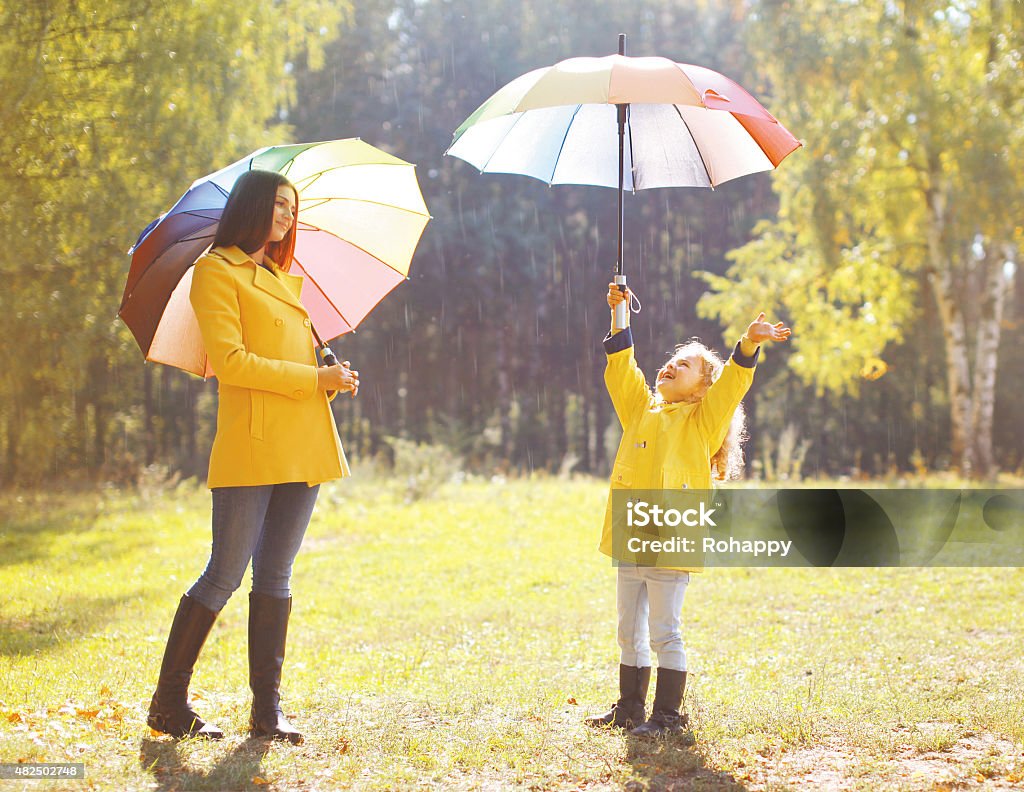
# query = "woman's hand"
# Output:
<box><xmin>744</xmin><ymin>312</ymin><xmax>792</xmax><ymax>345</ymax></box>
<box><xmin>317</xmin><ymin>361</ymin><xmax>359</xmax><ymax>397</ymax></box>
<box><xmin>607</xmin><ymin>282</ymin><xmax>630</xmax><ymax>309</ymax></box>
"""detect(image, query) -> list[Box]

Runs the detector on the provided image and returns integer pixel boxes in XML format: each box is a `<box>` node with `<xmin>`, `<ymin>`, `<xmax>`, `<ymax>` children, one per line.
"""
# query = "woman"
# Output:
<box><xmin>147</xmin><ymin>169</ymin><xmax>358</xmax><ymax>744</ymax></box>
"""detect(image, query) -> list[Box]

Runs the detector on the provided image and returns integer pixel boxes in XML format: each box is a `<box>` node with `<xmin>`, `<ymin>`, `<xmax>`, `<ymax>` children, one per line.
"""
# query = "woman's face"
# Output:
<box><xmin>655</xmin><ymin>352</ymin><xmax>706</xmax><ymax>403</ymax></box>
<box><xmin>268</xmin><ymin>185</ymin><xmax>296</xmax><ymax>243</ymax></box>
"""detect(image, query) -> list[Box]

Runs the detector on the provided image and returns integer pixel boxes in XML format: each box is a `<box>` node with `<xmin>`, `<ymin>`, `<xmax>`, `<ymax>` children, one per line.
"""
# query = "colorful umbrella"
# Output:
<box><xmin>119</xmin><ymin>138</ymin><xmax>430</xmax><ymax>376</ymax></box>
<box><xmin>447</xmin><ymin>36</ymin><xmax>800</xmax><ymax>325</ymax></box>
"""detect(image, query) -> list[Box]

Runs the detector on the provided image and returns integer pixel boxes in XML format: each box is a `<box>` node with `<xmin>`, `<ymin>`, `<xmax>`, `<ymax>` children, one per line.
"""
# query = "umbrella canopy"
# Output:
<box><xmin>119</xmin><ymin>138</ymin><xmax>430</xmax><ymax>376</ymax></box>
<box><xmin>447</xmin><ymin>53</ymin><xmax>800</xmax><ymax>191</ymax></box>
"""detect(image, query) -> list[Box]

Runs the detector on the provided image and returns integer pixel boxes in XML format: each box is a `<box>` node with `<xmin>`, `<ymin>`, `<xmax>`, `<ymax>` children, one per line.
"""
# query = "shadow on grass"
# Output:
<box><xmin>0</xmin><ymin>499</ymin><xmax>152</xmax><ymax>569</ymax></box>
<box><xmin>625</xmin><ymin>732</ymin><xmax>749</xmax><ymax>791</ymax></box>
<box><xmin>140</xmin><ymin>737</ymin><xmax>273</xmax><ymax>792</ymax></box>
<box><xmin>0</xmin><ymin>594</ymin><xmax>136</xmax><ymax>657</ymax></box>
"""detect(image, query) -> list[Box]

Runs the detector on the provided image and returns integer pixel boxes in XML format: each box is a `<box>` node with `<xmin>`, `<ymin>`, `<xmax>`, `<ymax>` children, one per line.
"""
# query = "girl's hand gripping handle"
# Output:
<box><xmin>612</xmin><ymin>274</ymin><xmax>629</xmax><ymax>331</ymax></box>
<box><xmin>608</xmin><ymin>279</ymin><xmax>631</xmax><ymax>333</ymax></box>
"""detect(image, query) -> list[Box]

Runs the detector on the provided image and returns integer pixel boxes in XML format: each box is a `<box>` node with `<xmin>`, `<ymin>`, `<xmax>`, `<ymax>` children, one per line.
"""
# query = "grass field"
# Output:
<box><xmin>1</xmin><ymin>476</ymin><xmax>1022</xmax><ymax>791</ymax></box>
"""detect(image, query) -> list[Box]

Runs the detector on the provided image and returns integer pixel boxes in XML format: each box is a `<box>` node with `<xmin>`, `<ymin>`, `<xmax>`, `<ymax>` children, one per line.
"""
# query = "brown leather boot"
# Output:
<box><xmin>585</xmin><ymin>664</ymin><xmax>652</xmax><ymax>729</ymax></box>
<box><xmin>147</xmin><ymin>595</ymin><xmax>224</xmax><ymax>739</ymax></box>
<box><xmin>630</xmin><ymin>668</ymin><xmax>688</xmax><ymax>737</ymax></box>
<box><xmin>248</xmin><ymin>593</ymin><xmax>303</xmax><ymax>744</ymax></box>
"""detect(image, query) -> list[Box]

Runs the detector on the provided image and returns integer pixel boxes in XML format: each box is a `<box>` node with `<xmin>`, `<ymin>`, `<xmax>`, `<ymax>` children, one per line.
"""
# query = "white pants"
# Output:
<box><xmin>616</xmin><ymin>564</ymin><xmax>690</xmax><ymax>671</ymax></box>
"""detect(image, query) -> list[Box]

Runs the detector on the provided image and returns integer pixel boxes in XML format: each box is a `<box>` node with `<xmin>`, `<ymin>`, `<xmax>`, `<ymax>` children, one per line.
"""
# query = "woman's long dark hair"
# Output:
<box><xmin>212</xmin><ymin>169</ymin><xmax>298</xmax><ymax>271</ymax></box>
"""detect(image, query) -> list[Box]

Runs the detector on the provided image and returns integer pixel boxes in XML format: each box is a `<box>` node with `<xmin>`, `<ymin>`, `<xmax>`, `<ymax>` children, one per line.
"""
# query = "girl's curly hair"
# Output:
<box><xmin>667</xmin><ymin>341</ymin><xmax>748</xmax><ymax>481</ymax></box>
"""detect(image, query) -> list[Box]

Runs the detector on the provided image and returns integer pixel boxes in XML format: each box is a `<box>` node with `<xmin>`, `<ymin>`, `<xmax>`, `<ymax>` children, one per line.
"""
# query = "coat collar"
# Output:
<box><xmin>652</xmin><ymin>396</ymin><xmax>698</xmax><ymax>414</ymax></box>
<box><xmin>209</xmin><ymin>245</ymin><xmax>307</xmax><ymax>313</ymax></box>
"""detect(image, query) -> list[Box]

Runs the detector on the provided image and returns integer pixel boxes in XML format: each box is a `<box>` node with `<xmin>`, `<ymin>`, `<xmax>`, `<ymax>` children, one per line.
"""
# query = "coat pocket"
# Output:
<box><xmin>661</xmin><ymin>467</ymin><xmax>692</xmax><ymax>489</ymax></box>
<box><xmin>250</xmin><ymin>391</ymin><xmax>264</xmax><ymax>441</ymax></box>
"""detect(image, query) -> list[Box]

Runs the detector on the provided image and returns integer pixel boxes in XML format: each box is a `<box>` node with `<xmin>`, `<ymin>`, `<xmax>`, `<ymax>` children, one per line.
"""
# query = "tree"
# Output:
<box><xmin>290</xmin><ymin>0</ymin><xmax>781</xmax><ymax>474</ymax></box>
<box><xmin>700</xmin><ymin>0</ymin><xmax>1023</xmax><ymax>478</ymax></box>
<box><xmin>0</xmin><ymin>0</ymin><xmax>346</xmax><ymax>484</ymax></box>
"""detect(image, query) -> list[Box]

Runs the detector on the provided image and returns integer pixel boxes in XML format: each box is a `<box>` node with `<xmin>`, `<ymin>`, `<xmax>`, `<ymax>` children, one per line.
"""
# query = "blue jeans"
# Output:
<box><xmin>187</xmin><ymin>483</ymin><xmax>320</xmax><ymax>612</ymax></box>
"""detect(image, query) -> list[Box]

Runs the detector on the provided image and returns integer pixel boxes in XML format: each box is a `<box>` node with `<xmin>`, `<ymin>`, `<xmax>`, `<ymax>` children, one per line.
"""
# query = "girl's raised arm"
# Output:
<box><xmin>603</xmin><ymin>284</ymin><xmax>649</xmax><ymax>426</ymax></box>
<box><xmin>696</xmin><ymin>312</ymin><xmax>791</xmax><ymax>448</ymax></box>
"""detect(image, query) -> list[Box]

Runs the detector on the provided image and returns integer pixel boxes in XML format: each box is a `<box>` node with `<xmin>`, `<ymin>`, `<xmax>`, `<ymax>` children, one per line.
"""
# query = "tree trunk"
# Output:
<box><xmin>928</xmin><ymin>265</ymin><xmax>974</xmax><ymax>475</ymax></box>
<box><xmin>94</xmin><ymin>400</ymin><xmax>106</xmax><ymax>474</ymax></box>
<box><xmin>593</xmin><ymin>344</ymin><xmax>609</xmax><ymax>475</ymax></box>
<box><xmin>550</xmin><ymin>377</ymin><xmax>567</xmax><ymax>472</ymax></box>
<box><xmin>580</xmin><ymin>372</ymin><xmax>592</xmax><ymax>473</ymax></box>
<box><xmin>968</xmin><ymin>247</ymin><xmax>1007</xmax><ymax>478</ymax></box>
<box><xmin>924</xmin><ymin>178</ymin><xmax>975</xmax><ymax>475</ymax></box>
<box><xmin>4</xmin><ymin>409</ymin><xmax>18</xmax><ymax>486</ymax></box>
<box><xmin>496</xmin><ymin>330</ymin><xmax>512</xmax><ymax>463</ymax></box>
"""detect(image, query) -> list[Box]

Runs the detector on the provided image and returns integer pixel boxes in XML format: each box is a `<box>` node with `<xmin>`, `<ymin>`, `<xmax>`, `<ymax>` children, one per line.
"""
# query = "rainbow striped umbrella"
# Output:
<box><xmin>119</xmin><ymin>138</ymin><xmax>430</xmax><ymax>377</ymax></box>
<box><xmin>447</xmin><ymin>37</ymin><xmax>800</xmax><ymax>325</ymax></box>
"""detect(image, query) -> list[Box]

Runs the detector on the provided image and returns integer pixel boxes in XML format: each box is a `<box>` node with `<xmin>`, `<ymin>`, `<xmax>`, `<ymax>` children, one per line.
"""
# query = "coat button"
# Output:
<box><xmin>275</xmin><ymin>318</ymin><xmax>283</xmax><ymax>327</ymax></box>
<box><xmin>303</xmin><ymin>318</ymin><xmax>311</xmax><ymax>327</ymax></box>
<box><xmin>294</xmin><ymin>389</ymin><xmax>305</xmax><ymax>398</ymax></box>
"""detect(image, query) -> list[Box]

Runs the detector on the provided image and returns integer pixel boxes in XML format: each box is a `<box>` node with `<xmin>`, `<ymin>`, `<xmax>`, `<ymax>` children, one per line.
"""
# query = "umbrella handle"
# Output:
<box><xmin>319</xmin><ymin>344</ymin><xmax>338</xmax><ymax>367</ymax></box>
<box><xmin>613</xmin><ymin>274</ymin><xmax>629</xmax><ymax>331</ymax></box>
<box><xmin>319</xmin><ymin>343</ymin><xmax>360</xmax><ymax>399</ymax></box>
<box><xmin>318</xmin><ymin>344</ymin><xmax>344</xmax><ymax>400</ymax></box>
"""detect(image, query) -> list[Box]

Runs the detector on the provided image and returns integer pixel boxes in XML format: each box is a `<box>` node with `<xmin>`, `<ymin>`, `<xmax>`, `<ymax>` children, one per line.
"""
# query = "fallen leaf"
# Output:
<box><xmin>252</xmin><ymin>776</ymin><xmax>270</xmax><ymax>785</ymax></box>
<box><xmin>100</xmin><ymin>685</ymin><xmax>112</xmax><ymax>698</ymax></box>
<box><xmin>8</xmin><ymin>712</ymin><xmax>22</xmax><ymax>723</ymax></box>
<box><xmin>567</xmin><ymin>698</ymin><xmax>578</xmax><ymax>705</ymax></box>
<box><xmin>76</xmin><ymin>709</ymin><xmax>100</xmax><ymax>719</ymax></box>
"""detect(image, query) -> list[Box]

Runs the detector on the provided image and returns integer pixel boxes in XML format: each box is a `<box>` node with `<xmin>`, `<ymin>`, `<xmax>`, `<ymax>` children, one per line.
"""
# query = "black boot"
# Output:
<box><xmin>248</xmin><ymin>593</ymin><xmax>303</xmax><ymax>744</ymax></box>
<box><xmin>630</xmin><ymin>668</ymin><xmax>687</xmax><ymax>737</ymax></box>
<box><xmin>147</xmin><ymin>595</ymin><xmax>224</xmax><ymax>739</ymax></box>
<box><xmin>585</xmin><ymin>664</ymin><xmax>652</xmax><ymax>729</ymax></box>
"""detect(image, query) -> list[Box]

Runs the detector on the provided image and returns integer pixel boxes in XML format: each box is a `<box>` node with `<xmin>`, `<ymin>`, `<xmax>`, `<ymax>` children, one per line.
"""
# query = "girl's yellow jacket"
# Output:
<box><xmin>601</xmin><ymin>327</ymin><xmax>757</xmax><ymax>567</ymax></box>
<box><xmin>189</xmin><ymin>245</ymin><xmax>350</xmax><ymax>489</ymax></box>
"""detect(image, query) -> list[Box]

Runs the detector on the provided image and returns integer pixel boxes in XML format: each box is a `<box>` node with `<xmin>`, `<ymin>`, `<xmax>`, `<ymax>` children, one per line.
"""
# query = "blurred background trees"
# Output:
<box><xmin>1</xmin><ymin>0</ymin><xmax>1020</xmax><ymax>486</ymax></box>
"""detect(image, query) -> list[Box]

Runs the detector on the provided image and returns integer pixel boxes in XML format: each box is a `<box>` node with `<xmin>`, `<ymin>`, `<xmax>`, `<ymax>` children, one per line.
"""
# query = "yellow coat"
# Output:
<box><xmin>601</xmin><ymin>327</ymin><xmax>757</xmax><ymax>566</ymax></box>
<box><xmin>189</xmin><ymin>245</ymin><xmax>350</xmax><ymax>488</ymax></box>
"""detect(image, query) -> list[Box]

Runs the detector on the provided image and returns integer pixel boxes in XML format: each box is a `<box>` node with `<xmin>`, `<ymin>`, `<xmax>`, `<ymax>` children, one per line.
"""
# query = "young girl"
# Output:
<box><xmin>585</xmin><ymin>283</ymin><xmax>790</xmax><ymax>736</ymax></box>
<box><xmin>146</xmin><ymin>169</ymin><xmax>358</xmax><ymax>743</ymax></box>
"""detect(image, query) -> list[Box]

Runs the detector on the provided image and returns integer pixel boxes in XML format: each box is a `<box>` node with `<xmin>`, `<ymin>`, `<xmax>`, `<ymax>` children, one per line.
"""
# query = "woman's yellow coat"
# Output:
<box><xmin>189</xmin><ymin>245</ymin><xmax>349</xmax><ymax>488</ymax></box>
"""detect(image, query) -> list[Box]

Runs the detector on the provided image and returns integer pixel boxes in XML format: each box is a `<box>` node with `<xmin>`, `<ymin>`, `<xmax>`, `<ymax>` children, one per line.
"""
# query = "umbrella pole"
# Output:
<box><xmin>310</xmin><ymin>323</ymin><xmax>339</xmax><ymax>367</ymax></box>
<box><xmin>613</xmin><ymin>32</ymin><xmax>629</xmax><ymax>331</ymax></box>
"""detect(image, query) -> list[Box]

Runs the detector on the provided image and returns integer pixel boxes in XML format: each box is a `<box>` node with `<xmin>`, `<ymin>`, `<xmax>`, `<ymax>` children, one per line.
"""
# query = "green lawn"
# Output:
<box><xmin>1</xmin><ymin>477</ymin><xmax>1022</xmax><ymax>791</ymax></box>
